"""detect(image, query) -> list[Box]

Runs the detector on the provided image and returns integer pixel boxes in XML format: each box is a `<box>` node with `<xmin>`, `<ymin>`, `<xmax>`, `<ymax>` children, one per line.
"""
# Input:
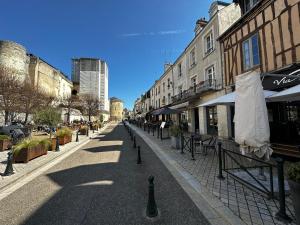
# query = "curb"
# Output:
<box><xmin>128</xmin><ymin>123</ymin><xmax>246</xmax><ymax>225</ymax></box>
<box><xmin>0</xmin><ymin>124</ymin><xmax>110</xmax><ymax>201</ymax></box>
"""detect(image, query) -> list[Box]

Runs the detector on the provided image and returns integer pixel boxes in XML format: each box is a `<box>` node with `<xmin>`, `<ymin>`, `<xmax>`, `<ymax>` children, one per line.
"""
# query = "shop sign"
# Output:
<box><xmin>262</xmin><ymin>67</ymin><xmax>300</xmax><ymax>90</ymax></box>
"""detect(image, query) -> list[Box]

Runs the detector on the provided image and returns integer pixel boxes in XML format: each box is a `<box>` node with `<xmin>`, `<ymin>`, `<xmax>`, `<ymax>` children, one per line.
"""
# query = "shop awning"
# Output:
<box><xmin>151</xmin><ymin>107</ymin><xmax>181</xmax><ymax>115</ymax></box>
<box><xmin>267</xmin><ymin>84</ymin><xmax>300</xmax><ymax>102</ymax></box>
<box><xmin>198</xmin><ymin>90</ymin><xmax>276</xmax><ymax>107</ymax></box>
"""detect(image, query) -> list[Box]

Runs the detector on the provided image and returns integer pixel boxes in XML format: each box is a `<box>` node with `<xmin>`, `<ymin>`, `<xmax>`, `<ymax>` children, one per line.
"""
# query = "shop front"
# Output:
<box><xmin>262</xmin><ymin>64</ymin><xmax>300</xmax><ymax>152</ymax></box>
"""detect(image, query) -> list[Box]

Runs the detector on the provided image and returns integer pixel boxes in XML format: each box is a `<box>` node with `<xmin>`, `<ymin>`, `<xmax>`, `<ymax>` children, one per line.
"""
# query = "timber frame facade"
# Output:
<box><xmin>219</xmin><ymin>0</ymin><xmax>300</xmax><ymax>87</ymax></box>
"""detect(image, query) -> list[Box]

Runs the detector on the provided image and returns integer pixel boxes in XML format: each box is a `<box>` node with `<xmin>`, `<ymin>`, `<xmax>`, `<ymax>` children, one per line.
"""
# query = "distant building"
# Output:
<box><xmin>110</xmin><ymin>97</ymin><xmax>123</xmax><ymax>121</ymax></box>
<box><xmin>72</xmin><ymin>58</ymin><xmax>109</xmax><ymax>111</ymax></box>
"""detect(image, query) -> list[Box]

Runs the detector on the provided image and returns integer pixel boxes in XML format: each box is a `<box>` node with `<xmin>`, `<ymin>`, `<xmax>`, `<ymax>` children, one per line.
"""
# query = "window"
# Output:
<box><xmin>178</xmin><ymin>63</ymin><xmax>182</xmax><ymax>77</ymax></box>
<box><xmin>190</xmin><ymin>49</ymin><xmax>196</xmax><ymax>67</ymax></box>
<box><xmin>158</xmin><ymin>86</ymin><xmax>160</xmax><ymax>94</ymax></box>
<box><xmin>242</xmin><ymin>34</ymin><xmax>260</xmax><ymax>70</ymax></box>
<box><xmin>167</xmin><ymin>78</ymin><xmax>171</xmax><ymax>89</ymax></box>
<box><xmin>191</xmin><ymin>76</ymin><xmax>197</xmax><ymax>87</ymax></box>
<box><xmin>205</xmin><ymin>65</ymin><xmax>215</xmax><ymax>81</ymax></box>
<box><xmin>178</xmin><ymin>85</ymin><xmax>183</xmax><ymax>95</ymax></box>
<box><xmin>163</xmin><ymin>82</ymin><xmax>165</xmax><ymax>92</ymax></box>
<box><xmin>244</xmin><ymin>0</ymin><xmax>259</xmax><ymax>13</ymax></box>
<box><xmin>205</xmin><ymin>32</ymin><xmax>214</xmax><ymax>54</ymax></box>
<box><xmin>155</xmin><ymin>88</ymin><xmax>157</xmax><ymax>96</ymax></box>
<box><xmin>168</xmin><ymin>93</ymin><xmax>171</xmax><ymax>104</ymax></box>
<box><xmin>162</xmin><ymin>96</ymin><xmax>166</xmax><ymax>105</ymax></box>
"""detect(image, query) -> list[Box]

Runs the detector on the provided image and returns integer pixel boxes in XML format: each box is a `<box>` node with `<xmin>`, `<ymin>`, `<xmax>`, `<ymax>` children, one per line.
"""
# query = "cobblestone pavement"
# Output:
<box><xmin>130</xmin><ymin>123</ymin><xmax>296</xmax><ymax>225</ymax></box>
<box><xmin>0</xmin><ymin>123</ymin><xmax>210</xmax><ymax>225</ymax></box>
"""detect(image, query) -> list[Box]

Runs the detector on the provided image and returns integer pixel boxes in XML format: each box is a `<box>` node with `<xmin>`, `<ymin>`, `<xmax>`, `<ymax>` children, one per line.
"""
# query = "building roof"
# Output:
<box><xmin>110</xmin><ymin>97</ymin><xmax>123</xmax><ymax>103</ymax></box>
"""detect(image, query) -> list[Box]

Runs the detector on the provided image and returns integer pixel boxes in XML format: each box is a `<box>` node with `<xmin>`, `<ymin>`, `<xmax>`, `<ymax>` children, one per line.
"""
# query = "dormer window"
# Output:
<box><xmin>243</xmin><ymin>0</ymin><xmax>259</xmax><ymax>13</ymax></box>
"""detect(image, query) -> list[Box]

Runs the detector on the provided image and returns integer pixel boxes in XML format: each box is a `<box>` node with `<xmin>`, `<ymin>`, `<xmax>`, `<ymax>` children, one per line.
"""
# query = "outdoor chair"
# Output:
<box><xmin>201</xmin><ymin>136</ymin><xmax>217</xmax><ymax>155</ymax></box>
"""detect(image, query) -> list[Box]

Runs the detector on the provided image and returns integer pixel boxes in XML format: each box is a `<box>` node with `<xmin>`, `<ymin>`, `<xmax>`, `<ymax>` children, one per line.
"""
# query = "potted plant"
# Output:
<box><xmin>170</xmin><ymin>125</ymin><xmax>181</xmax><ymax>149</ymax></box>
<box><xmin>0</xmin><ymin>135</ymin><xmax>12</xmax><ymax>151</ymax></box>
<box><xmin>56</xmin><ymin>127</ymin><xmax>73</xmax><ymax>145</ymax></box>
<box><xmin>287</xmin><ymin>162</ymin><xmax>300</xmax><ymax>224</ymax></box>
<box><xmin>33</xmin><ymin>107</ymin><xmax>61</xmax><ymax>150</ymax></box>
<box><xmin>79</xmin><ymin>126</ymin><xmax>88</xmax><ymax>135</ymax></box>
<box><xmin>13</xmin><ymin>138</ymin><xmax>48</xmax><ymax>163</ymax></box>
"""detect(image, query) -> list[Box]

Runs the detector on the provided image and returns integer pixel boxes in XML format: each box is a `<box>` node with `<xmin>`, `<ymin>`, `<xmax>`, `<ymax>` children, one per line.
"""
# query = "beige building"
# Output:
<box><xmin>28</xmin><ymin>54</ymin><xmax>73</xmax><ymax>100</ymax></box>
<box><xmin>110</xmin><ymin>97</ymin><xmax>123</xmax><ymax>121</ymax></box>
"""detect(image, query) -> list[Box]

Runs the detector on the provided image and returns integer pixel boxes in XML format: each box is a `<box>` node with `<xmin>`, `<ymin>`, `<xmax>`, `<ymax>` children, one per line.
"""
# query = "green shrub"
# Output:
<box><xmin>13</xmin><ymin>138</ymin><xmax>40</xmax><ymax>156</ymax></box>
<box><xmin>0</xmin><ymin>135</ymin><xmax>11</xmax><ymax>141</ymax></box>
<box><xmin>56</xmin><ymin>127</ymin><xmax>72</xmax><ymax>138</ymax></box>
<box><xmin>39</xmin><ymin>139</ymin><xmax>51</xmax><ymax>150</ymax></box>
<box><xmin>170</xmin><ymin>125</ymin><xmax>181</xmax><ymax>137</ymax></box>
<box><xmin>287</xmin><ymin>162</ymin><xmax>300</xmax><ymax>183</ymax></box>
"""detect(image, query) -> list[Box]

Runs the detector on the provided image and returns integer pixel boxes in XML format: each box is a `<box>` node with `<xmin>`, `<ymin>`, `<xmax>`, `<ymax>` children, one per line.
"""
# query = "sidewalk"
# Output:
<box><xmin>0</xmin><ymin>123</ymin><xmax>110</xmax><ymax>194</ymax></box>
<box><xmin>128</xmin><ymin>123</ymin><xmax>296</xmax><ymax>225</ymax></box>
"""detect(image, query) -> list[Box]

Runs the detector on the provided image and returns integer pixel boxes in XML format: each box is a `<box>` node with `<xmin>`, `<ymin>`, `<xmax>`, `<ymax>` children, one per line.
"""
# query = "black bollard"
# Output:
<box><xmin>55</xmin><ymin>136</ymin><xmax>60</xmax><ymax>152</ymax></box>
<box><xmin>275</xmin><ymin>157</ymin><xmax>292</xmax><ymax>222</ymax></box>
<box><xmin>137</xmin><ymin>146</ymin><xmax>142</xmax><ymax>164</ymax></box>
<box><xmin>133</xmin><ymin>136</ymin><xmax>137</xmax><ymax>148</ymax></box>
<box><xmin>152</xmin><ymin>126</ymin><xmax>155</xmax><ymax>136</ymax></box>
<box><xmin>3</xmin><ymin>151</ymin><xmax>14</xmax><ymax>176</ymax></box>
<box><xmin>217</xmin><ymin>142</ymin><xmax>224</xmax><ymax>179</ymax></box>
<box><xmin>191</xmin><ymin>135</ymin><xmax>195</xmax><ymax>160</ymax></box>
<box><xmin>76</xmin><ymin>130</ymin><xmax>79</xmax><ymax>142</ymax></box>
<box><xmin>157</xmin><ymin>125</ymin><xmax>159</xmax><ymax>139</ymax></box>
<box><xmin>160</xmin><ymin>128</ymin><xmax>163</xmax><ymax>140</ymax></box>
<box><xmin>146</xmin><ymin>176</ymin><xmax>158</xmax><ymax>218</ymax></box>
<box><xmin>86</xmin><ymin>128</ymin><xmax>89</xmax><ymax>137</ymax></box>
<box><xmin>131</xmin><ymin>131</ymin><xmax>133</xmax><ymax>141</ymax></box>
<box><xmin>181</xmin><ymin>134</ymin><xmax>184</xmax><ymax>154</ymax></box>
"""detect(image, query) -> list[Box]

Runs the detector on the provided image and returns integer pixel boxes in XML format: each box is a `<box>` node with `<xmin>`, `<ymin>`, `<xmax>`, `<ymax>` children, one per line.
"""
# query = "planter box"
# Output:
<box><xmin>0</xmin><ymin>139</ymin><xmax>11</xmax><ymax>151</ymax></box>
<box><xmin>13</xmin><ymin>144</ymin><xmax>47</xmax><ymax>163</ymax></box>
<box><xmin>171</xmin><ymin>136</ymin><xmax>181</xmax><ymax>149</ymax></box>
<box><xmin>79</xmin><ymin>129</ymin><xmax>87</xmax><ymax>135</ymax></box>
<box><xmin>58</xmin><ymin>135</ymin><xmax>72</xmax><ymax>145</ymax></box>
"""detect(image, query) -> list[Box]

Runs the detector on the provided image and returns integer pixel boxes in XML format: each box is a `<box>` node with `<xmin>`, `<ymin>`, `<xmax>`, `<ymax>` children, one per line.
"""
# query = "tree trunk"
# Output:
<box><xmin>24</xmin><ymin>112</ymin><xmax>29</xmax><ymax>124</ymax></box>
<box><xmin>4</xmin><ymin>111</ymin><xmax>9</xmax><ymax>125</ymax></box>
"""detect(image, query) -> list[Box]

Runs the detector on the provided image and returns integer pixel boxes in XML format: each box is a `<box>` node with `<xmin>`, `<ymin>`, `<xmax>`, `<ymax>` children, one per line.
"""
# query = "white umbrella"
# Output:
<box><xmin>234</xmin><ymin>71</ymin><xmax>273</xmax><ymax>160</ymax></box>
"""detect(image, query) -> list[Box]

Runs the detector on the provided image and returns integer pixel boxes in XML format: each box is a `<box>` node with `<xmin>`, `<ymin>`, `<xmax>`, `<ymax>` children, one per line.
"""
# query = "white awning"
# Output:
<box><xmin>198</xmin><ymin>90</ymin><xmax>276</xmax><ymax>107</ymax></box>
<box><xmin>267</xmin><ymin>84</ymin><xmax>300</xmax><ymax>102</ymax></box>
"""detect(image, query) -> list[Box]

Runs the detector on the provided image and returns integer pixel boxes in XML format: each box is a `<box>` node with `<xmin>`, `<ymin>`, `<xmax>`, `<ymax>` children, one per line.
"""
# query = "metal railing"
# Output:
<box><xmin>172</xmin><ymin>79</ymin><xmax>219</xmax><ymax>103</ymax></box>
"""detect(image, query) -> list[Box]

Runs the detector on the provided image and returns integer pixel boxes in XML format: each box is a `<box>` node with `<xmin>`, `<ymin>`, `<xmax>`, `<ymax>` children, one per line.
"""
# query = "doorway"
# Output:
<box><xmin>194</xmin><ymin>108</ymin><xmax>199</xmax><ymax>133</ymax></box>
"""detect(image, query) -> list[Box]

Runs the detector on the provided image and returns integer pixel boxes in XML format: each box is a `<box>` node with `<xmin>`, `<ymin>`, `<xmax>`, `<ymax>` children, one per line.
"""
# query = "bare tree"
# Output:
<box><xmin>80</xmin><ymin>94</ymin><xmax>100</xmax><ymax>122</ymax></box>
<box><xmin>18</xmin><ymin>81</ymin><xmax>49</xmax><ymax>124</ymax></box>
<box><xmin>0</xmin><ymin>66</ymin><xmax>22</xmax><ymax>124</ymax></box>
<box><xmin>59</xmin><ymin>95</ymin><xmax>80</xmax><ymax>124</ymax></box>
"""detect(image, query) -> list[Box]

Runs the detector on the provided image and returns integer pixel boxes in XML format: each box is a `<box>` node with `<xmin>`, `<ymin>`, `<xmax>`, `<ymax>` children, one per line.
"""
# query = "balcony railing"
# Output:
<box><xmin>172</xmin><ymin>79</ymin><xmax>220</xmax><ymax>103</ymax></box>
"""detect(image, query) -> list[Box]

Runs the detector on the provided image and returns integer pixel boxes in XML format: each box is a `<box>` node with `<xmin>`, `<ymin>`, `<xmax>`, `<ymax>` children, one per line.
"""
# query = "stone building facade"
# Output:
<box><xmin>0</xmin><ymin>40</ymin><xmax>29</xmax><ymax>81</ymax></box>
<box><xmin>28</xmin><ymin>54</ymin><xmax>73</xmax><ymax>100</ymax></box>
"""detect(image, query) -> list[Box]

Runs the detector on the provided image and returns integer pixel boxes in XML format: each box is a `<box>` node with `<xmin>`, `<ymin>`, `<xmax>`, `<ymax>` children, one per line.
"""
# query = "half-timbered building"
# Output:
<box><xmin>219</xmin><ymin>0</ymin><xmax>300</xmax><ymax>155</ymax></box>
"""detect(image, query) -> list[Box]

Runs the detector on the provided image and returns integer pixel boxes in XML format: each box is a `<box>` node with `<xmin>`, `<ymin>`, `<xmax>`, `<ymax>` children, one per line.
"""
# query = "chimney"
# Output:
<box><xmin>164</xmin><ymin>63</ymin><xmax>172</xmax><ymax>72</ymax></box>
<box><xmin>194</xmin><ymin>17</ymin><xmax>208</xmax><ymax>35</ymax></box>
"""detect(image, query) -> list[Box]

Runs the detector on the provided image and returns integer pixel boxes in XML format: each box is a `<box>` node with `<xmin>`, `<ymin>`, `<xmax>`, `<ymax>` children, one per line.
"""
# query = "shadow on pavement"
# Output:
<box><xmin>19</xmin><ymin>124</ymin><xmax>209</xmax><ymax>225</ymax></box>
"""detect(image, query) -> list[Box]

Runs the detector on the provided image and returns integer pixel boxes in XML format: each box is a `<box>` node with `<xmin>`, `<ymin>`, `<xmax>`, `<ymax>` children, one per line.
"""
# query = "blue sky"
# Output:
<box><xmin>1</xmin><ymin>0</ymin><xmax>230</xmax><ymax>109</ymax></box>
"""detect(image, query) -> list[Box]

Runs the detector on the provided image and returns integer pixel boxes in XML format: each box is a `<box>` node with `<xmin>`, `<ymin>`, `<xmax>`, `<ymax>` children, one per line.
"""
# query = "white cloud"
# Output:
<box><xmin>120</xmin><ymin>29</ymin><xmax>185</xmax><ymax>37</ymax></box>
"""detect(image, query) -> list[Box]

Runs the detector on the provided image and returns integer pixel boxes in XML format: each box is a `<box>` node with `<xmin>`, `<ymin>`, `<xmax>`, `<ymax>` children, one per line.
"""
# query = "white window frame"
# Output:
<box><xmin>242</xmin><ymin>33</ymin><xmax>260</xmax><ymax>71</ymax></box>
<box><xmin>205</xmin><ymin>32</ymin><xmax>214</xmax><ymax>54</ymax></box>
<box><xmin>191</xmin><ymin>76</ymin><xmax>197</xmax><ymax>87</ymax></box>
<box><xmin>205</xmin><ymin>65</ymin><xmax>215</xmax><ymax>82</ymax></box>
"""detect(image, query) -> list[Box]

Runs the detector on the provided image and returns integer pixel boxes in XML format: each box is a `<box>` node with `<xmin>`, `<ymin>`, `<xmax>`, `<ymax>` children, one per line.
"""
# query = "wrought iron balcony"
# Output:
<box><xmin>171</xmin><ymin>79</ymin><xmax>220</xmax><ymax>103</ymax></box>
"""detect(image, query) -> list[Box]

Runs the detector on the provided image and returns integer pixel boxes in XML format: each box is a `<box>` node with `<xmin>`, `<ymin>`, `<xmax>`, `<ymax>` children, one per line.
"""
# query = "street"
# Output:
<box><xmin>0</xmin><ymin>123</ymin><xmax>209</xmax><ymax>225</ymax></box>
